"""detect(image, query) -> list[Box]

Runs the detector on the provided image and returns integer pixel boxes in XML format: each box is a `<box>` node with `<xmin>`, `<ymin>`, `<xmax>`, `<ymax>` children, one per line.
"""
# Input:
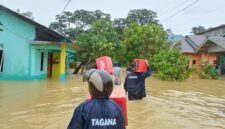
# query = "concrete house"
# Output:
<box><xmin>176</xmin><ymin>35</ymin><xmax>217</xmax><ymax>71</ymax></box>
<box><xmin>0</xmin><ymin>5</ymin><xmax>79</xmax><ymax>80</ymax></box>
<box><xmin>175</xmin><ymin>25</ymin><xmax>225</xmax><ymax>75</ymax></box>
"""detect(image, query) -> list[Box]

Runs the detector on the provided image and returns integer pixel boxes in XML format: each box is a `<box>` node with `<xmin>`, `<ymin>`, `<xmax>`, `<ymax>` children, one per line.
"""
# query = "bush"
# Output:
<box><xmin>199</xmin><ymin>61</ymin><xmax>218</xmax><ymax>79</ymax></box>
<box><xmin>151</xmin><ymin>49</ymin><xmax>192</xmax><ymax>81</ymax></box>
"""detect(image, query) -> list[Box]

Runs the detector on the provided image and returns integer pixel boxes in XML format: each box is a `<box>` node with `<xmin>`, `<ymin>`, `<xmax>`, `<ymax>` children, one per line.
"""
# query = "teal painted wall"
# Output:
<box><xmin>31</xmin><ymin>44</ymin><xmax>75</xmax><ymax>77</ymax></box>
<box><xmin>66</xmin><ymin>53</ymin><xmax>70</xmax><ymax>75</ymax></box>
<box><xmin>0</xmin><ymin>10</ymin><xmax>76</xmax><ymax>80</ymax></box>
<box><xmin>30</xmin><ymin>46</ymin><xmax>48</xmax><ymax>79</ymax></box>
<box><xmin>0</xmin><ymin>11</ymin><xmax>35</xmax><ymax>80</ymax></box>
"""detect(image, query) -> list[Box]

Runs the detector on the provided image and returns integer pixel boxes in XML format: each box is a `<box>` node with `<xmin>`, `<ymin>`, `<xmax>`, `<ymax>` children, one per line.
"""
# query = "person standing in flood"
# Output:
<box><xmin>124</xmin><ymin>60</ymin><xmax>153</xmax><ymax>100</ymax></box>
<box><xmin>68</xmin><ymin>69</ymin><xmax>125</xmax><ymax>129</ymax></box>
<box><xmin>113</xmin><ymin>63</ymin><xmax>122</xmax><ymax>85</ymax></box>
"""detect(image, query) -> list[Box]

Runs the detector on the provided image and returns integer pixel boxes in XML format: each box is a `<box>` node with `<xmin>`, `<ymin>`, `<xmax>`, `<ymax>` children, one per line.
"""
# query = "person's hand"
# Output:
<box><xmin>144</xmin><ymin>59</ymin><xmax>149</xmax><ymax>66</ymax></box>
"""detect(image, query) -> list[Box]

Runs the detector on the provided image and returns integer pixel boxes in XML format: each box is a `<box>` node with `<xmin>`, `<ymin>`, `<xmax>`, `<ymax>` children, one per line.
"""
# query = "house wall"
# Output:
<box><xmin>0</xmin><ymin>11</ymin><xmax>35</xmax><ymax>80</ymax></box>
<box><xmin>30</xmin><ymin>44</ymin><xmax>75</xmax><ymax>80</ymax></box>
<box><xmin>30</xmin><ymin>46</ymin><xmax>48</xmax><ymax>79</ymax></box>
<box><xmin>0</xmin><ymin>10</ymin><xmax>76</xmax><ymax>80</ymax></box>
<box><xmin>185</xmin><ymin>53</ymin><xmax>201</xmax><ymax>71</ymax></box>
<box><xmin>200</xmin><ymin>53</ymin><xmax>218</xmax><ymax>65</ymax></box>
<box><xmin>184</xmin><ymin>53</ymin><xmax>218</xmax><ymax>72</ymax></box>
<box><xmin>66</xmin><ymin>53</ymin><xmax>71</xmax><ymax>75</ymax></box>
<box><xmin>30</xmin><ymin>44</ymin><xmax>62</xmax><ymax>80</ymax></box>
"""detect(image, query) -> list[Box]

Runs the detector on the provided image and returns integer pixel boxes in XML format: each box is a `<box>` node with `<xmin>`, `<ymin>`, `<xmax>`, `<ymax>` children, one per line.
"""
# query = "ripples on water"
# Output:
<box><xmin>0</xmin><ymin>75</ymin><xmax>225</xmax><ymax>129</ymax></box>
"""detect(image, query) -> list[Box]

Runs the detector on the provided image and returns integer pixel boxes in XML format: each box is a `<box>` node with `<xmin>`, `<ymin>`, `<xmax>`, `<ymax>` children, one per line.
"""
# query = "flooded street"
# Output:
<box><xmin>0</xmin><ymin>75</ymin><xmax>225</xmax><ymax>129</ymax></box>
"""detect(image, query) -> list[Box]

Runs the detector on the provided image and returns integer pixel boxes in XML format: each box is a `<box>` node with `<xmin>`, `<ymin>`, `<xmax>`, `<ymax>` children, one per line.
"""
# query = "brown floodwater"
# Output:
<box><xmin>0</xmin><ymin>75</ymin><xmax>225</xmax><ymax>129</ymax></box>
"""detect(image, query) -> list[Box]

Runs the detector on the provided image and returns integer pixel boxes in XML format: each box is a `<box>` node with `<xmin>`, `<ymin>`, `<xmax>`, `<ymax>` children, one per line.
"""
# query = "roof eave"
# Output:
<box><xmin>0</xmin><ymin>4</ymin><xmax>72</xmax><ymax>43</ymax></box>
<box><xmin>31</xmin><ymin>41</ymin><xmax>80</xmax><ymax>50</ymax></box>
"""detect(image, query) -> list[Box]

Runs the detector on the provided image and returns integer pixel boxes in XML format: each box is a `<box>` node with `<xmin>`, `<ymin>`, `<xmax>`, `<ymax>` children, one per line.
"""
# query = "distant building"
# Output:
<box><xmin>0</xmin><ymin>5</ymin><xmax>79</xmax><ymax>80</ymax></box>
<box><xmin>173</xmin><ymin>25</ymin><xmax>225</xmax><ymax>75</ymax></box>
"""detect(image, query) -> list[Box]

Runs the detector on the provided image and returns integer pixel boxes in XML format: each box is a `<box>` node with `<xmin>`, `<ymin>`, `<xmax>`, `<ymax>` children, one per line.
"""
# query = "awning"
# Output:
<box><xmin>31</xmin><ymin>41</ymin><xmax>80</xmax><ymax>50</ymax></box>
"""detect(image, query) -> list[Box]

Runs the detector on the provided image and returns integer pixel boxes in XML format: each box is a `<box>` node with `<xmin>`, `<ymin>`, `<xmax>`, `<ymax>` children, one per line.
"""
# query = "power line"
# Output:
<box><xmin>61</xmin><ymin>0</ymin><xmax>72</xmax><ymax>13</ymax></box>
<box><xmin>161</xmin><ymin>0</ymin><xmax>200</xmax><ymax>23</ymax></box>
<box><xmin>161</xmin><ymin>0</ymin><xmax>193</xmax><ymax>16</ymax></box>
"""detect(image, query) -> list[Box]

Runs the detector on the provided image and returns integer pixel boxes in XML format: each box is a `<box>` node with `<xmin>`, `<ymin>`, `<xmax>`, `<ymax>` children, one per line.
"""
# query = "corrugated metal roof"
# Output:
<box><xmin>195</xmin><ymin>37</ymin><xmax>225</xmax><ymax>52</ymax></box>
<box><xmin>208</xmin><ymin>37</ymin><xmax>225</xmax><ymax>49</ymax></box>
<box><xmin>186</xmin><ymin>35</ymin><xmax>206</xmax><ymax>46</ymax></box>
<box><xmin>175</xmin><ymin>35</ymin><xmax>206</xmax><ymax>53</ymax></box>
<box><xmin>180</xmin><ymin>38</ymin><xmax>195</xmax><ymax>53</ymax></box>
<box><xmin>197</xmin><ymin>24</ymin><xmax>225</xmax><ymax>35</ymax></box>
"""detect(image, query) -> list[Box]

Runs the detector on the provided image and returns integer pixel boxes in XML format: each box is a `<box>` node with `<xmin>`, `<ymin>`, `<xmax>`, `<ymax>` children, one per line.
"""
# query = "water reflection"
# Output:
<box><xmin>0</xmin><ymin>76</ymin><xmax>225</xmax><ymax>129</ymax></box>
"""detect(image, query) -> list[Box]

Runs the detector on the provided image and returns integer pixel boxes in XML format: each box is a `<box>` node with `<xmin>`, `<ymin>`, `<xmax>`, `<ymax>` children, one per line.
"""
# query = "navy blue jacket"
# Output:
<box><xmin>68</xmin><ymin>99</ymin><xmax>125</xmax><ymax>129</ymax></box>
<box><xmin>124</xmin><ymin>68</ymin><xmax>152</xmax><ymax>100</ymax></box>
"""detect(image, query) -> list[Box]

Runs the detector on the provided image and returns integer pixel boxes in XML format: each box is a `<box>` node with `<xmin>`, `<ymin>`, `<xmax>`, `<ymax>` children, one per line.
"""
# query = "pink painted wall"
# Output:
<box><xmin>200</xmin><ymin>53</ymin><xmax>218</xmax><ymax>65</ymax></box>
<box><xmin>184</xmin><ymin>53</ymin><xmax>218</xmax><ymax>72</ymax></box>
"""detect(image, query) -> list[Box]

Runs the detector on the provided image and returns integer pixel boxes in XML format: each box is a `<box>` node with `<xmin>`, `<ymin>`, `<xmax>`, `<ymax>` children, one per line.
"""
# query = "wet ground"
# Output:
<box><xmin>0</xmin><ymin>75</ymin><xmax>225</xmax><ymax>129</ymax></box>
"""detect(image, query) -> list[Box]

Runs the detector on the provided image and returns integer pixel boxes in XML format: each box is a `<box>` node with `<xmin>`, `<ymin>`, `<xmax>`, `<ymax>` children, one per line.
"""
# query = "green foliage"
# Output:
<box><xmin>76</xmin><ymin>19</ymin><xmax>121</xmax><ymax>66</ymax></box>
<box><xmin>49</xmin><ymin>9</ymin><xmax>172</xmax><ymax>68</ymax></box>
<box><xmin>151</xmin><ymin>49</ymin><xmax>191</xmax><ymax>81</ymax></box>
<box><xmin>123</xmin><ymin>23</ymin><xmax>168</xmax><ymax>65</ymax></box>
<box><xmin>199</xmin><ymin>61</ymin><xmax>218</xmax><ymax>79</ymax></box>
<box><xmin>49</xmin><ymin>10</ymin><xmax>111</xmax><ymax>38</ymax></box>
<box><xmin>126</xmin><ymin>9</ymin><xmax>159</xmax><ymax>25</ymax></box>
<box><xmin>191</xmin><ymin>25</ymin><xmax>206</xmax><ymax>34</ymax></box>
<box><xmin>16</xmin><ymin>9</ymin><xmax>34</xmax><ymax>20</ymax></box>
<box><xmin>113</xmin><ymin>18</ymin><xmax>126</xmax><ymax>40</ymax></box>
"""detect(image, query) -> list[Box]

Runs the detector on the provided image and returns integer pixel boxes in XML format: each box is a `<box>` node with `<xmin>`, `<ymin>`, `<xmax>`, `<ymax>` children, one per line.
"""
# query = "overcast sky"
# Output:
<box><xmin>1</xmin><ymin>0</ymin><xmax>225</xmax><ymax>35</ymax></box>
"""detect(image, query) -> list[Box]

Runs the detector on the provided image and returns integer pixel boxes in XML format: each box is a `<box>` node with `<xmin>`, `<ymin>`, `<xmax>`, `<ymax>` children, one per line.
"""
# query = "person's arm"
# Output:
<box><xmin>119</xmin><ymin>67</ymin><xmax>122</xmax><ymax>79</ymax></box>
<box><xmin>67</xmin><ymin>106</ymin><xmax>84</xmax><ymax>129</ymax></box>
<box><xmin>141</xmin><ymin>60</ymin><xmax>153</xmax><ymax>78</ymax></box>
<box><xmin>124</xmin><ymin>75</ymin><xmax>128</xmax><ymax>92</ymax></box>
<box><xmin>117</xmin><ymin>108</ymin><xmax>126</xmax><ymax>129</ymax></box>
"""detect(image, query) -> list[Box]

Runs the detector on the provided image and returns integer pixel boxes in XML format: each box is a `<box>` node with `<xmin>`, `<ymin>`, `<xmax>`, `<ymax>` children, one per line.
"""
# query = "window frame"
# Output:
<box><xmin>40</xmin><ymin>52</ymin><xmax>44</xmax><ymax>71</ymax></box>
<box><xmin>192</xmin><ymin>60</ymin><xmax>196</xmax><ymax>65</ymax></box>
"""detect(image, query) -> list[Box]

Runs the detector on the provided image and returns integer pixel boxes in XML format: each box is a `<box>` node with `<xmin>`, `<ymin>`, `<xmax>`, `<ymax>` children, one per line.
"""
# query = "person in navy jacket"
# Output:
<box><xmin>68</xmin><ymin>69</ymin><xmax>125</xmax><ymax>129</ymax></box>
<box><xmin>124</xmin><ymin>60</ymin><xmax>153</xmax><ymax>100</ymax></box>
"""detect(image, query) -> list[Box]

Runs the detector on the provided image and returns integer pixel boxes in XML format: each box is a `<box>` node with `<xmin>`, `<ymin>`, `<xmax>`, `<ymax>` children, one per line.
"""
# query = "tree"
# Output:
<box><xmin>123</xmin><ymin>23</ymin><xmax>168</xmax><ymax>65</ymax></box>
<box><xmin>76</xmin><ymin>19</ymin><xmax>121</xmax><ymax>67</ymax></box>
<box><xmin>49</xmin><ymin>10</ymin><xmax>111</xmax><ymax>40</ymax></box>
<box><xmin>151</xmin><ymin>49</ymin><xmax>192</xmax><ymax>81</ymax></box>
<box><xmin>113</xmin><ymin>18</ymin><xmax>126</xmax><ymax>40</ymax></box>
<box><xmin>126</xmin><ymin>9</ymin><xmax>159</xmax><ymax>25</ymax></box>
<box><xmin>191</xmin><ymin>26</ymin><xmax>206</xmax><ymax>34</ymax></box>
<box><xmin>49</xmin><ymin>21</ymin><xmax>67</xmax><ymax>36</ymax></box>
<box><xmin>92</xmin><ymin>10</ymin><xmax>111</xmax><ymax>21</ymax></box>
<box><xmin>16</xmin><ymin>9</ymin><xmax>34</xmax><ymax>20</ymax></box>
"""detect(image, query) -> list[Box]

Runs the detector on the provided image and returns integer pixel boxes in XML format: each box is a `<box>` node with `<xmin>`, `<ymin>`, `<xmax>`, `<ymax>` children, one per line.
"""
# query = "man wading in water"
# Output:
<box><xmin>68</xmin><ymin>69</ymin><xmax>125</xmax><ymax>129</ymax></box>
<box><xmin>124</xmin><ymin>60</ymin><xmax>153</xmax><ymax>100</ymax></box>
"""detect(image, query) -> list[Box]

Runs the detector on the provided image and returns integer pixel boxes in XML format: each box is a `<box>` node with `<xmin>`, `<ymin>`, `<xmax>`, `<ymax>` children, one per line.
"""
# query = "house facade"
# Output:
<box><xmin>0</xmin><ymin>5</ymin><xmax>78</xmax><ymax>80</ymax></box>
<box><xmin>175</xmin><ymin>25</ymin><xmax>225</xmax><ymax>75</ymax></box>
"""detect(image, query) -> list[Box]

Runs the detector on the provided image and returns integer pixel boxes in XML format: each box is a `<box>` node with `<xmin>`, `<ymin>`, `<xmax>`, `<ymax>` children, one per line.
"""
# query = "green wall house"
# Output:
<box><xmin>0</xmin><ymin>5</ymin><xmax>78</xmax><ymax>81</ymax></box>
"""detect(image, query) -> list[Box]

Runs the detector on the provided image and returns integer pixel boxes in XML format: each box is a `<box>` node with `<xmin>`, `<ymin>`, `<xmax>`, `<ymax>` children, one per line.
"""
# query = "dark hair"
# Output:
<box><xmin>88</xmin><ymin>70</ymin><xmax>113</xmax><ymax>98</ymax></box>
<box><xmin>130</xmin><ymin>62</ymin><xmax>137</xmax><ymax>71</ymax></box>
